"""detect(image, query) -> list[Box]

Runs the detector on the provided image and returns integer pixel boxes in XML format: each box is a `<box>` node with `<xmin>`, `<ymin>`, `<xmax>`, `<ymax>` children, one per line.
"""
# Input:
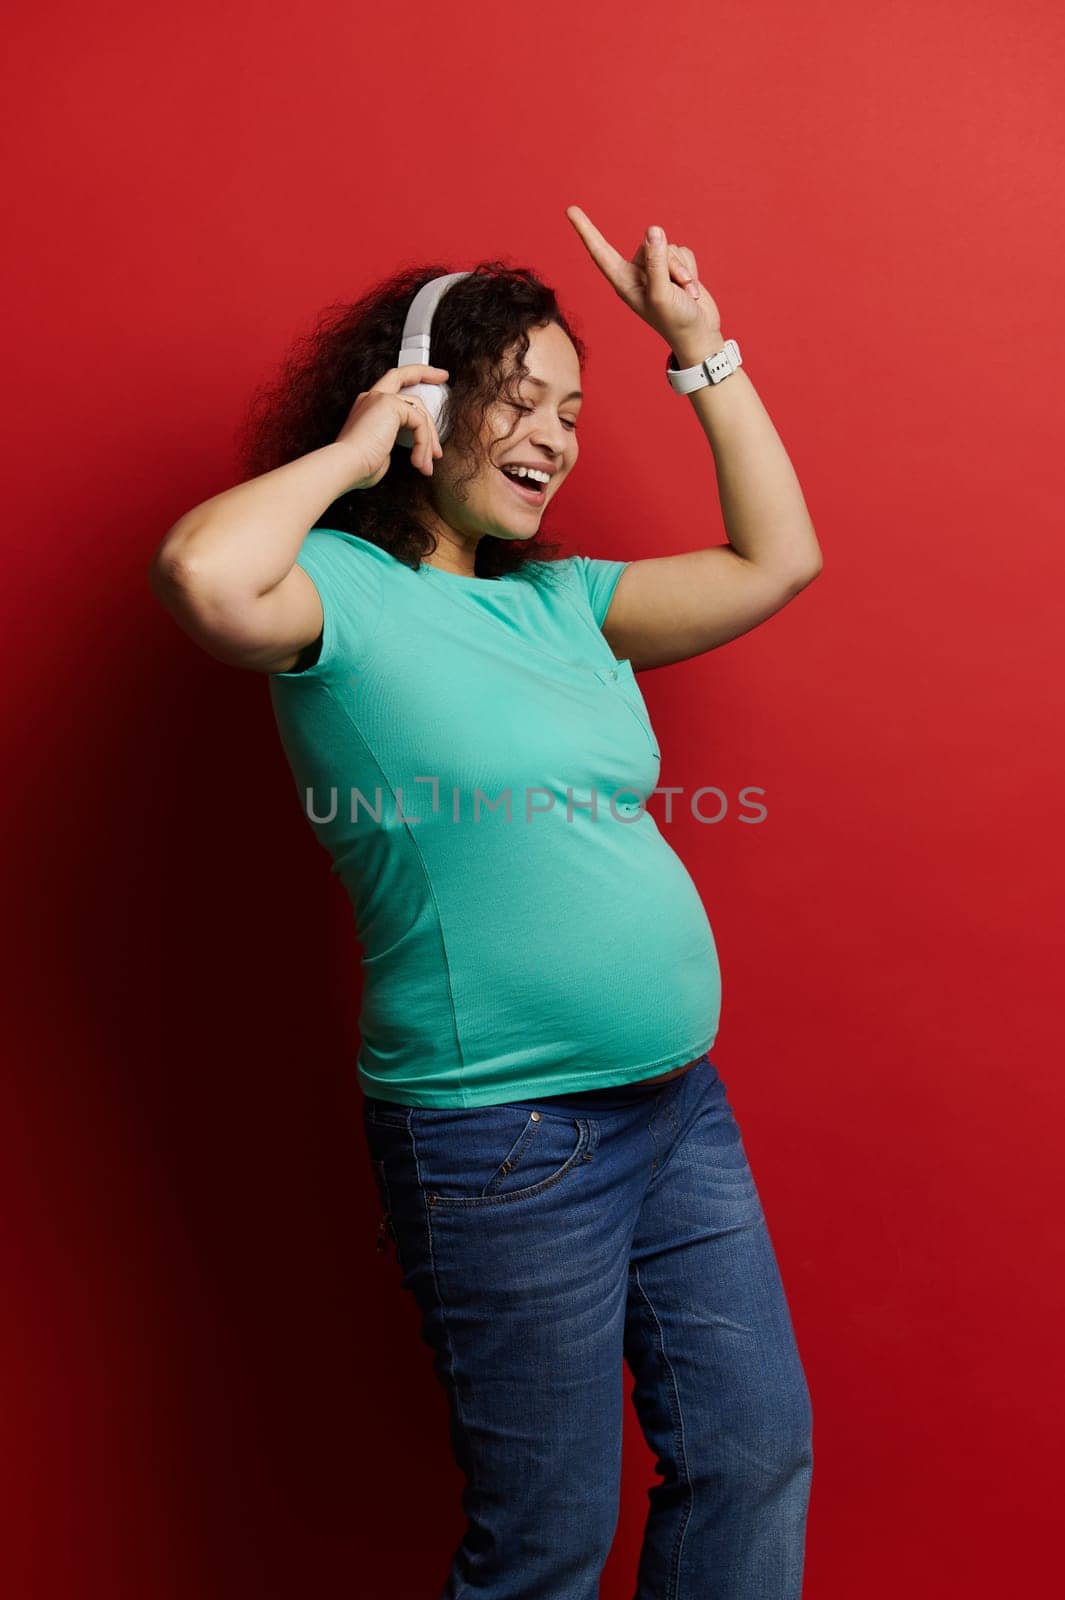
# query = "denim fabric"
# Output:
<box><xmin>363</xmin><ymin>1052</ymin><xmax>813</xmax><ymax>1600</ymax></box>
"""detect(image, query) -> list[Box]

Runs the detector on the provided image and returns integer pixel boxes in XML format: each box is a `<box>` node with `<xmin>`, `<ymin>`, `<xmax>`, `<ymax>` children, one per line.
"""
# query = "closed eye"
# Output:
<box><xmin>511</xmin><ymin>403</ymin><xmax>578</xmax><ymax>431</ymax></box>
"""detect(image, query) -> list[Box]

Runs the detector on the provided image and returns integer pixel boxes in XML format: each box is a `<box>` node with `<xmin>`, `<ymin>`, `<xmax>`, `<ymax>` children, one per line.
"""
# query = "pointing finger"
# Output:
<box><xmin>565</xmin><ymin>204</ymin><xmax>628</xmax><ymax>290</ymax></box>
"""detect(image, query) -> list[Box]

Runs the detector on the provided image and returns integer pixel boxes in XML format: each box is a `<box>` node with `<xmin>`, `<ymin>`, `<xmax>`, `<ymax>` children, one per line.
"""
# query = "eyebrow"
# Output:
<box><xmin>522</xmin><ymin>375</ymin><xmax>584</xmax><ymax>403</ymax></box>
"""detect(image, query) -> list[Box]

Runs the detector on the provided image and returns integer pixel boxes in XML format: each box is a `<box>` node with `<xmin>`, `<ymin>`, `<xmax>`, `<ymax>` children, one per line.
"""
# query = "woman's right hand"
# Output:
<box><xmin>334</xmin><ymin>363</ymin><xmax>450</xmax><ymax>490</ymax></box>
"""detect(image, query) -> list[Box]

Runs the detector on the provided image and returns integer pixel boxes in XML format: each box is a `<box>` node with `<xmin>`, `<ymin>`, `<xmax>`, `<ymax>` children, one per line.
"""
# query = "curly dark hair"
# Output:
<box><xmin>235</xmin><ymin>260</ymin><xmax>589</xmax><ymax>580</ymax></box>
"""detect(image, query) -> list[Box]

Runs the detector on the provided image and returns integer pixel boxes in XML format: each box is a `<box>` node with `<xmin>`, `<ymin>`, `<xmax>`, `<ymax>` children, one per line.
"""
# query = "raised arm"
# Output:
<box><xmin>148</xmin><ymin>442</ymin><xmax>357</xmax><ymax>674</ymax></box>
<box><xmin>148</xmin><ymin>362</ymin><xmax>448</xmax><ymax>674</ymax></box>
<box><xmin>566</xmin><ymin>206</ymin><xmax>822</xmax><ymax>671</ymax></box>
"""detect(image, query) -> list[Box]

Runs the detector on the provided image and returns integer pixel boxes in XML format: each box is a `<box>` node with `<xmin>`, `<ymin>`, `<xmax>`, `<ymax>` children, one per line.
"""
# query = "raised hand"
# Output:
<box><xmin>334</xmin><ymin>363</ymin><xmax>449</xmax><ymax>489</ymax></box>
<box><xmin>565</xmin><ymin>205</ymin><xmax>721</xmax><ymax>351</ymax></box>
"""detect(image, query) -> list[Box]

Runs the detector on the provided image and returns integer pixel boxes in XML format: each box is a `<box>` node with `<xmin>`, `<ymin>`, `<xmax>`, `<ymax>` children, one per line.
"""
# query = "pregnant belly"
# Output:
<box><xmin>357</xmin><ymin>811</ymin><xmax>721</xmax><ymax>1097</ymax></box>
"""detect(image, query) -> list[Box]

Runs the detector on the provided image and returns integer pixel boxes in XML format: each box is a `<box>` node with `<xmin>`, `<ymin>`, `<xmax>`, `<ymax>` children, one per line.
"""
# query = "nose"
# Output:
<box><xmin>527</xmin><ymin>416</ymin><xmax>569</xmax><ymax>466</ymax></box>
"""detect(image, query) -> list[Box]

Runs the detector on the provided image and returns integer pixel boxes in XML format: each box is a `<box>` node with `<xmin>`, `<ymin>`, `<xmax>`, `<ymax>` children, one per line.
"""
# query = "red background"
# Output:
<box><xmin>3</xmin><ymin>2</ymin><xmax>1063</xmax><ymax>1595</ymax></box>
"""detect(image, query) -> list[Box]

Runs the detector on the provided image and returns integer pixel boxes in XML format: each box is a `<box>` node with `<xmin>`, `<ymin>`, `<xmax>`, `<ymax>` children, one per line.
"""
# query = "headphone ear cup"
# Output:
<box><xmin>395</xmin><ymin>379</ymin><xmax>452</xmax><ymax>450</ymax></box>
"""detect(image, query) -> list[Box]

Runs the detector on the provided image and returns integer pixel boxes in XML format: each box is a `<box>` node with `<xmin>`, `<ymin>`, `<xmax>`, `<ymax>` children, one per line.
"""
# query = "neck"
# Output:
<box><xmin>424</xmin><ymin>527</ymin><xmax>483</xmax><ymax>577</ymax></box>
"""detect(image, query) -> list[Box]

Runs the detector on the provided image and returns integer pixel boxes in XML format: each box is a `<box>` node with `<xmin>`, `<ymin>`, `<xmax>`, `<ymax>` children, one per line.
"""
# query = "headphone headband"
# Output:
<box><xmin>394</xmin><ymin>271</ymin><xmax>472</xmax><ymax>449</ymax></box>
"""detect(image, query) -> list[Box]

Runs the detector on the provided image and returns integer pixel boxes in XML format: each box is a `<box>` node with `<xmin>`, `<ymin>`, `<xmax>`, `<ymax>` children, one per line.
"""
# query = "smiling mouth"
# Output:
<box><xmin>497</xmin><ymin>467</ymin><xmax>547</xmax><ymax>506</ymax></box>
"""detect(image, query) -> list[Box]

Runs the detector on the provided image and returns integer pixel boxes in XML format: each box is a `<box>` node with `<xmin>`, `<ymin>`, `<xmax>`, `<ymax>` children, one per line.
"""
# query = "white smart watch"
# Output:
<box><xmin>665</xmin><ymin>338</ymin><xmax>742</xmax><ymax>394</ymax></box>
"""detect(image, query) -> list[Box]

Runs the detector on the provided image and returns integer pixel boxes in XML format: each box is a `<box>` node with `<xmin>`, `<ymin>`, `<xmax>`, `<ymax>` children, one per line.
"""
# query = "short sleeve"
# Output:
<box><xmin>567</xmin><ymin>554</ymin><xmax>631</xmax><ymax>629</ymax></box>
<box><xmin>269</xmin><ymin>527</ymin><xmax>383</xmax><ymax>680</ymax></box>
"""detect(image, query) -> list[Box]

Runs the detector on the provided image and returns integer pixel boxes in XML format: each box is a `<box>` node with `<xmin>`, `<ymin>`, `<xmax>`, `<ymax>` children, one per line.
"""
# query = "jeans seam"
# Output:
<box><xmin>411</xmin><ymin>1116</ymin><xmax>476</xmax><ymax>1600</ymax></box>
<box><xmin>631</xmin><ymin>1261</ymin><xmax>693</xmax><ymax>1599</ymax></box>
<box><xmin>644</xmin><ymin>1075</ymin><xmax>692</xmax><ymax>1191</ymax></box>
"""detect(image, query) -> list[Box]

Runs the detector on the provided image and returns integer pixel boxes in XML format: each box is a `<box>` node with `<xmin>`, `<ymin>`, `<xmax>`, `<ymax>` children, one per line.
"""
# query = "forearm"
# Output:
<box><xmin>669</xmin><ymin>332</ymin><xmax>822</xmax><ymax>579</ymax></box>
<box><xmin>150</xmin><ymin>441</ymin><xmax>363</xmax><ymax>599</ymax></box>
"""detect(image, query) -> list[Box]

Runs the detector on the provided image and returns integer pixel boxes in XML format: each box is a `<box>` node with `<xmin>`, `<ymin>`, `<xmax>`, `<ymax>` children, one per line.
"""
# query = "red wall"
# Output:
<box><xmin>3</xmin><ymin>2</ymin><xmax>1063</xmax><ymax>1595</ymax></box>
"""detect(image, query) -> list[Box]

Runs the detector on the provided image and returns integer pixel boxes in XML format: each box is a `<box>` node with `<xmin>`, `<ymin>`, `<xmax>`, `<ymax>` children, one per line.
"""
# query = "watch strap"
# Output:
<box><xmin>666</xmin><ymin>338</ymin><xmax>742</xmax><ymax>394</ymax></box>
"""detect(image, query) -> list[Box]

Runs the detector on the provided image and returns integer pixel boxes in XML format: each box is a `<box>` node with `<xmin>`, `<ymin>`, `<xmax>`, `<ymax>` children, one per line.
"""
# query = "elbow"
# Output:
<box><xmin>782</xmin><ymin>554</ymin><xmax>823</xmax><ymax>594</ymax></box>
<box><xmin>148</xmin><ymin>544</ymin><xmax>197</xmax><ymax>609</ymax></box>
<box><xmin>148</xmin><ymin>517</ymin><xmax>216</xmax><ymax>606</ymax></box>
<box><xmin>149</xmin><ymin>510</ymin><xmax>207</xmax><ymax>578</ymax></box>
<box><xmin>780</xmin><ymin>556</ymin><xmax>818</xmax><ymax>595</ymax></box>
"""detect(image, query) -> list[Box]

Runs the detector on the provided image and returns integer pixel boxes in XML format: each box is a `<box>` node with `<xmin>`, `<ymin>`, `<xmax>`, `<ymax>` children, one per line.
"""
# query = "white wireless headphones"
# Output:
<box><xmin>393</xmin><ymin>271</ymin><xmax>472</xmax><ymax>449</ymax></box>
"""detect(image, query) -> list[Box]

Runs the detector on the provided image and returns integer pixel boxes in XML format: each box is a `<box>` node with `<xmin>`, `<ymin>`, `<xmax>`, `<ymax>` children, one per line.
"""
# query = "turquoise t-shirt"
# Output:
<box><xmin>268</xmin><ymin>527</ymin><xmax>721</xmax><ymax>1107</ymax></box>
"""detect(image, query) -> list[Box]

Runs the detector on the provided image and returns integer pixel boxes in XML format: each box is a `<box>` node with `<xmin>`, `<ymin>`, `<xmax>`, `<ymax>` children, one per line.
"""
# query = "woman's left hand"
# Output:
<box><xmin>565</xmin><ymin>205</ymin><xmax>722</xmax><ymax>351</ymax></box>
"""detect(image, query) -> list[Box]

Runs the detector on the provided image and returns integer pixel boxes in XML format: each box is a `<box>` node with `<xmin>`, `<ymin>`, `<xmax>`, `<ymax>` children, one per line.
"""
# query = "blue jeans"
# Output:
<box><xmin>363</xmin><ymin>1052</ymin><xmax>813</xmax><ymax>1600</ymax></box>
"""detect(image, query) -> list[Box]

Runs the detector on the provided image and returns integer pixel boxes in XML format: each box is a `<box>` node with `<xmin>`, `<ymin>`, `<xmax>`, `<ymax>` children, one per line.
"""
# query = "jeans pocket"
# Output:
<box><xmin>412</xmin><ymin>1105</ymin><xmax>593</xmax><ymax>1208</ymax></box>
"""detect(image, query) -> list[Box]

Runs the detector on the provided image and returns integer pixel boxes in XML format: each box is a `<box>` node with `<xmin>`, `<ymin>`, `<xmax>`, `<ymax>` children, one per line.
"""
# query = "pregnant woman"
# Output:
<box><xmin>149</xmin><ymin>205</ymin><xmax>822</xmax><ymax>1600</ymax></box>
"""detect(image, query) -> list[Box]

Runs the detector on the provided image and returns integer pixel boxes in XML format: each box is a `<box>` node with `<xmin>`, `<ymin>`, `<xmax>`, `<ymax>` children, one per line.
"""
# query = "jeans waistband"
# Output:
<box><xmin>504</xmin><ymin>1053</ymin><xmax>706</xmax><ymax>1114</ymax></box>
